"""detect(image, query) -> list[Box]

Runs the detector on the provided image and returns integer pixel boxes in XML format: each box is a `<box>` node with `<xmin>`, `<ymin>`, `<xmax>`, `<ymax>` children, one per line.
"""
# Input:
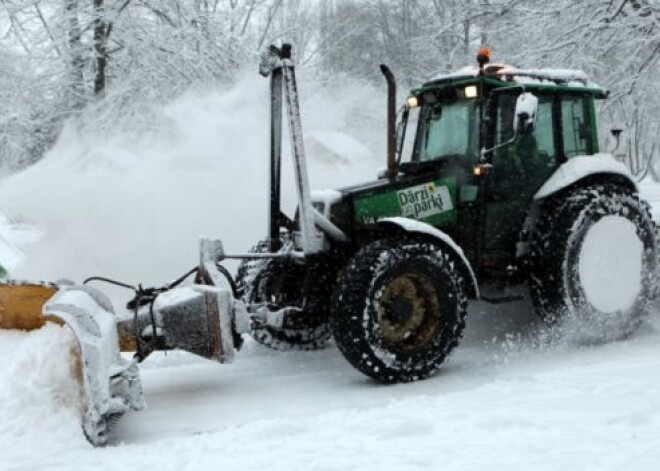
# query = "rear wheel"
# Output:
<box><xmin>529</xmin><ymin>183</ymin><xmax>658</xmax><ymax>343</ymax></box>
<box><xmin>330</xmin><ymin>239</ymin><xmax>467</xmax><ymax>383</ymax></box>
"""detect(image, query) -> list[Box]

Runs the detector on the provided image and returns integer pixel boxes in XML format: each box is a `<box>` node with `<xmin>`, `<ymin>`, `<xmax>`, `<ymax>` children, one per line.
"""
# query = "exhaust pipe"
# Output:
<box><xmin>380</xmin><ymin>64</ymin><xmax>397</xmax><ymax>180</ymax></box>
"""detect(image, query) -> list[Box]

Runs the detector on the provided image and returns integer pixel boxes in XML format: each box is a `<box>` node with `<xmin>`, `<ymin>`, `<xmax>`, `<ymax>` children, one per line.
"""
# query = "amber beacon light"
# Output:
<box><xmin>477</xmin><ymin>47</ymin><xmax>491</xmax><ymax>67</ymax></box>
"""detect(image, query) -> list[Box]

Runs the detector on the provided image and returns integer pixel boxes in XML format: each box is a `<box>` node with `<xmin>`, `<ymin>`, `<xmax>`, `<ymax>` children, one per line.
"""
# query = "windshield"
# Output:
<box><xmin>412</xmin><ymin>99</ymin><xmax>480</xmax><ymax>165</ymax></box>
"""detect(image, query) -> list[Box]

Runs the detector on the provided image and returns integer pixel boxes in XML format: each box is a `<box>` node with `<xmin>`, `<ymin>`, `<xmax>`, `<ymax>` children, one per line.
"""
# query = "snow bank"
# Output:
<box><xmin>0</xmin><ymin>323</ymin><xmax>86</xmax><ymax>461</ymax></box>
<box><xmin>0</xmin><ymin>212</ymin><xmax>43</xmax><ymax>275</ymax></box>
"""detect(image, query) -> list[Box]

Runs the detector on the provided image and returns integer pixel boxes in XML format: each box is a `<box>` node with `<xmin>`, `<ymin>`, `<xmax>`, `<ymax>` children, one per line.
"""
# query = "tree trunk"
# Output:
<box><xmin>93</xmin><ymin>0</ymin><xmax>107</xmax><ymax>96</ymax></box>
<box><xmin>64</xmin><ymin>0</ymin><xmax>86</xmax><ymax>108</ymax></box>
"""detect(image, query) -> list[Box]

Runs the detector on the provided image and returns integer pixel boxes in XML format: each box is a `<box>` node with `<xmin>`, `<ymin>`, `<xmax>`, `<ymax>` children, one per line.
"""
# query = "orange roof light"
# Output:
<box><xmin>477</xmin><ymin>47</ymin><xmax>491</xmax><ymax>67</ymax></box>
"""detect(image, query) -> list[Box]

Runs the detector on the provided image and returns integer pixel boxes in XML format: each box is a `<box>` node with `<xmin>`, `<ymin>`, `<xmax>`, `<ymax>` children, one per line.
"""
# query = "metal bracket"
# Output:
<box><xmin>250</xmin><ymin>304</ymin><xmax>303</xmax><ymax>329</ymax></box>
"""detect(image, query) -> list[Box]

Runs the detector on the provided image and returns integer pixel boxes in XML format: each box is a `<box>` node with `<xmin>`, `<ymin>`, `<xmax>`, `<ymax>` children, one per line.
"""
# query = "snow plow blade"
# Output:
<box><xmin>0</xmin><ymin>239</ymin><xmax>239</xmax><ymax>446</ymax></box>
<box><xmin>43</xmin><ymin>285</ymin><xmax>145</xmax><ymax>446</ymax></box>
<box><xmin>0</xmin><ymin>282</ymin><xmax>144</xmax><ymax>444</ymax></box>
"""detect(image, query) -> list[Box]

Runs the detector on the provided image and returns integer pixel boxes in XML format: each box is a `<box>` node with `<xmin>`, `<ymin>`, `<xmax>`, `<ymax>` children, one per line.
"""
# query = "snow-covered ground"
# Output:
<box><xmin>2</xmin><ymin>302</ymin><xmax>659</xmax><ymax>470</ymax></box>
<box><xmin>1</xmin><ymin>77</ymin><xmax>659</xmax><ymax>470</ymax></box>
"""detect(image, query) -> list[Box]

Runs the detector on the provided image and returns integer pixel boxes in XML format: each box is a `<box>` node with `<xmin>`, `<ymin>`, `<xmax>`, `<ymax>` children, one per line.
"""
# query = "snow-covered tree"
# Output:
<box><xmin>1</xmin><ymin>0</ymin><xmax>659</xmax><ymax>177</ymax></box>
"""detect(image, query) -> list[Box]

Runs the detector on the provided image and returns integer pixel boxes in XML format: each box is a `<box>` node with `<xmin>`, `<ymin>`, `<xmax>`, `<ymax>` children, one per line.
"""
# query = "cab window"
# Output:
<box><xmin>413</xmin><ymin>99</ymin><xmax>480</xmax><ymax>165</ymax></box>
<box><xmin>561</xmin><ymin>95</ymin><xmax>593</xmax><ymax>157</ymax></box>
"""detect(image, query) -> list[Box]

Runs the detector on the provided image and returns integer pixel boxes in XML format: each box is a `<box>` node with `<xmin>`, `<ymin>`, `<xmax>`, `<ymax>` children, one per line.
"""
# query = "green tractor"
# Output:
<box><xmin>238</xmin><ymin>45</ymin><xmax>658</xmax><ymax>381</ymax></box>
<box><xmin>2</xmin><ymin>45</ymin><xmax>657</xmax><ymax>445</ymax></box>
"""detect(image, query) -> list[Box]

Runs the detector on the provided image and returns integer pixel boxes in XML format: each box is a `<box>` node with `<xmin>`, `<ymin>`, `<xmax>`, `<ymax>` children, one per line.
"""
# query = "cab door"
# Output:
<box><xmin>482</xmin><ymin>91</ymin><xmax>559</xmax><ymax>272</ymax></box>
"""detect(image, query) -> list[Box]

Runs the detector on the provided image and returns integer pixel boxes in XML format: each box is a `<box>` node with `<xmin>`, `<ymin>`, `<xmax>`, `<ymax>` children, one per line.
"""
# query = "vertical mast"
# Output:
<box><xmin>269</xmin><ymin>62</ymin><xmax>283</xmax><ymax>252</ymax></box>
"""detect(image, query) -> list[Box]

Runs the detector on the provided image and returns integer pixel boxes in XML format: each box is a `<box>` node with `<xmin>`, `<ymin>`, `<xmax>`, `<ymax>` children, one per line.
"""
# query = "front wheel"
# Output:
<box><xmin>330</xmin><ymin>239</ymin><xmax>467</xmax><ymax>383</ymax></box>
<box><xmin>529</xmin><ymin>183</ymin><xmax>658</xmax><ymax>343</ymax></box>
<box><xmin>235</xmin><ymin>239</ymin><xmax>332</xmax><ymax>351</ymax></box>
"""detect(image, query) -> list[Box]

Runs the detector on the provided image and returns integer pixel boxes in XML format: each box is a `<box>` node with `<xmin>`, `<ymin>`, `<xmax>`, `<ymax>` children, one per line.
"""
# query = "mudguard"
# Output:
<box><xmin>534</xmin><ymin>154</ymin><xmax>637</xmax><ymax>200</ymax></box>
<box><xmin>43</xmin><ymin>285</ymin><xmax>144</xmax><ymax>446</ymax></box>
<box><xmin>377</xmin><ymin>217</ymin><xmax>479</xmax><ymax>298</ymax></box>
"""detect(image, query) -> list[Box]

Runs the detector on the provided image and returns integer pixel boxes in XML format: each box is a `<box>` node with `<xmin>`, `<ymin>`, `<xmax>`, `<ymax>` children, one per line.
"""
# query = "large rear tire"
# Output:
<box><xmin>330</xmin><ymin>238</ymin><xmax>467</xmax><ymax>383</ymax></box>
<box><xmin>236</xmin><ymin>239</ymin><xmax>332</xmax><ymax>351</ymax></box>
<box><xmin>529</xmin><ymin>183</ymin><xmax>658</xmax><ymax>343</ymax></box>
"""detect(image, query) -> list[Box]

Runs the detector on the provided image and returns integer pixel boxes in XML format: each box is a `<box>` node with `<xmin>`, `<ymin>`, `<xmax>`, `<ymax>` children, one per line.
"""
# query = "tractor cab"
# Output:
<box><xmin>387</xmin><ymin>50</ymin><xmax>608</xmax><ymax>278</ymax></box>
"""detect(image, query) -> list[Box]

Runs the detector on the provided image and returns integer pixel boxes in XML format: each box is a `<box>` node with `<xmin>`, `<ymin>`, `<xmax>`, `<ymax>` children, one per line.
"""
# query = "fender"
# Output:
<box><xmin>377</xmin><ymin>217</ymin><xmax>479</xmax><ymax>299</ymax></box>
<box><xmin>534</xmin><ymin>154</ymin><xmax>637</xmax><ymax>200</ymax></box>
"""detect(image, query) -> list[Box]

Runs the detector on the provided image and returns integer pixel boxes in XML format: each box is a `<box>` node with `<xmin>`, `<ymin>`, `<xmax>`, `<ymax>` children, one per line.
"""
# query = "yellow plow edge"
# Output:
<box><xmin>0</xmin><ymin>283</ymin><xmax>60</xmax><ymax>331</ymax></box>
<box><xmin>0</xmin><ymin>283</ymin><xmax>137</xmax><ymax>351</ymax></box>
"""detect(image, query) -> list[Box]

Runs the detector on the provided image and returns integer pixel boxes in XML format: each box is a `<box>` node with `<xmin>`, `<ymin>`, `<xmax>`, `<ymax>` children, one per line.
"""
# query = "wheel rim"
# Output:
<box><xmin>578</xmin><ymin>215</ymin><xmax>644</xmax><ymax>314</ymax></box>
<box><xmin>378</xmin><ymin>273</ymin><xmax>442</xmax><ymax>352</ymax></box>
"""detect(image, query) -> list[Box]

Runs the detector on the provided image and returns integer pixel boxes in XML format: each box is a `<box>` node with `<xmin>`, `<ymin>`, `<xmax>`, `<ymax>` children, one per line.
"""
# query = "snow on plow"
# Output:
<box><xmin>43</xmin><ymin>285</ymin><xmax>145</xmax><ymax>445</ymax></box>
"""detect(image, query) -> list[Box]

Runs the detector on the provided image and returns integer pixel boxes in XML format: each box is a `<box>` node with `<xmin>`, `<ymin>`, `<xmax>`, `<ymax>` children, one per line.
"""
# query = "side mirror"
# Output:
<box><xmin>610</xmin><ymin>126</ymin><xmax>623</xmax><ymax>139</ymax></box>
<box><xmin>513</xmin><ymin>92</ymin><xmax>538</xmax><ymax>135</ymax></box>
<box><xmin>609</xmin><ymin>124</ymin><xmax>625</xmax><ymax>155</ymax></box>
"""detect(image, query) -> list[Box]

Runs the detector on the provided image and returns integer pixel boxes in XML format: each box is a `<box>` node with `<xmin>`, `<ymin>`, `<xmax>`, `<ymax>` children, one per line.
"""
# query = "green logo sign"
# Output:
<box><xmin>355</xmin><ymin>178</ymin><xmax>457</xmax><ymax>226</ymax></box>
<box><xmin>396</xmin><ymin>182</ymin><xmax>453</xmax><ymax>219</ymax></box>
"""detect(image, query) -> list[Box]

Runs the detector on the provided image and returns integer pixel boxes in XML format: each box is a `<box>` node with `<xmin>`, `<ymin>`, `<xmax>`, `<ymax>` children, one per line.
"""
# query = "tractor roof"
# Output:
<box><xmin>418</xmin><ymin>63</ymin><xmax>607</xmax><ymax>98</ymax></box>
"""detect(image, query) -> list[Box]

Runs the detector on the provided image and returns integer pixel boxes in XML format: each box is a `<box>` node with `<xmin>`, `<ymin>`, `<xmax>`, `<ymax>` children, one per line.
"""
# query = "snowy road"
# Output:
<box><xmin>2</xmin><ymin>299</ymin><xmax>659</xmax><ymax>470</ymax></box>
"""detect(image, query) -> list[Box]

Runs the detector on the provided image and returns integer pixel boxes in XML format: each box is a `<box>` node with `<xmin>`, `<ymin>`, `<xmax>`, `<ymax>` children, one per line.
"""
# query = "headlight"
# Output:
<box><xmin>406</xmin><ymin>96</ymin><xmax>420</xmax><ymax>108</ymax></box>
<box><xmin>464</xmin><ymin>85</ymin><xmax>478</xmax><ymax>98</ymax></box>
